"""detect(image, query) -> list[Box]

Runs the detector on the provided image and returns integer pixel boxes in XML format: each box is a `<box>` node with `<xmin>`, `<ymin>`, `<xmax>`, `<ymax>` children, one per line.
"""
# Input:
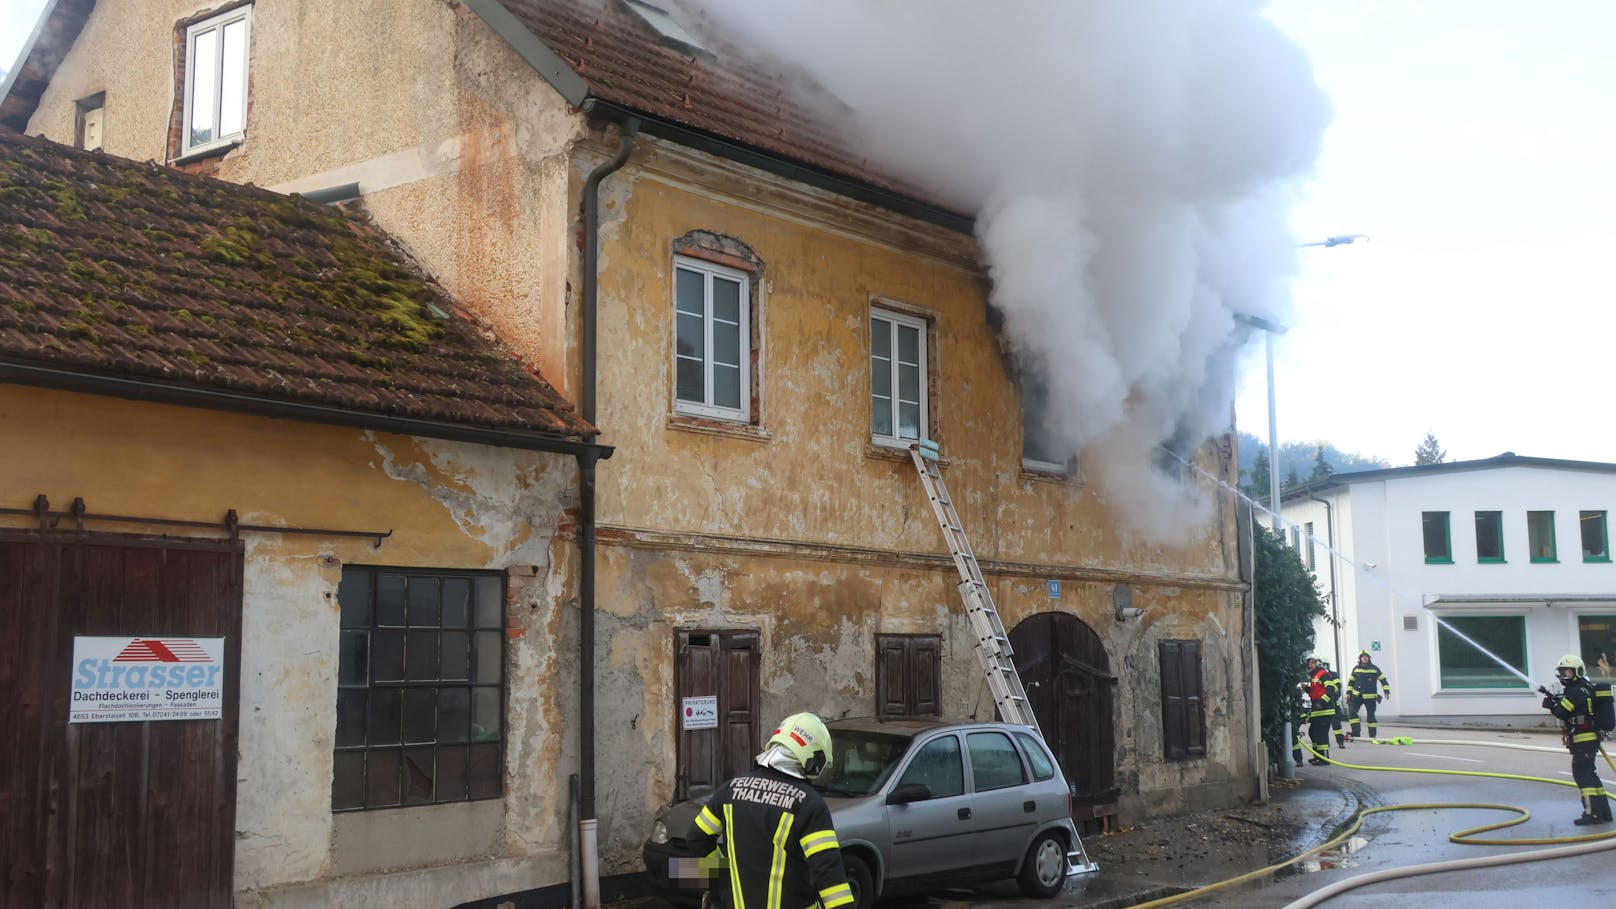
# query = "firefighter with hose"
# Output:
<box><xmin>691</xmin><ymin>712</ymin><xmax>856</xmax><ymax>909</ymax></box>
<box><xmin>1539</xmin><ymin>654</ymin><xmax>1613</xmax><ymax>826</ymax></box>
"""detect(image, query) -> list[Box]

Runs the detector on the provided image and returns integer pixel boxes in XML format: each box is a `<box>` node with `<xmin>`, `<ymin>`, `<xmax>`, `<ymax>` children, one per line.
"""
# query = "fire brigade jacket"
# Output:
<box><xmin>692</xmin><ymin>765</ymin><xmax>855</xmax><ymax>909</ymax></box>
<box><xmin>1348</xmin><ymin>662</ymin><xmax>1391</xmax><ymax>700</ymax></box>
<box><xmin>1306</xmin><ymin>668</ymin><xmax>1340</xmax><ymax>718</ymax></box>
<box><xmin>1546</xmin><ymin>678</ymin><xmax>1602</xmax><ymax>747</ymax></box>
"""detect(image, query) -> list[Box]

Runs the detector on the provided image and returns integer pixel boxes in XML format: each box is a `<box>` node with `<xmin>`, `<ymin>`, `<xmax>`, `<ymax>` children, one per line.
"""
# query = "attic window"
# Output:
<box><xmin>621</xmin><ymin>0</ymin><xmax>709</xmax><ymax>56</ymax></box>
<box><xmin>75</xmin><ymin>93</ymin><xmax>106</xmax><ymax>151</ymax></box>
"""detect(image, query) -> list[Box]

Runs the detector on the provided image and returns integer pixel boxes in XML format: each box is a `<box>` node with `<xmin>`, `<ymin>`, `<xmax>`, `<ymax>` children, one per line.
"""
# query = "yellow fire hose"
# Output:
<box><xmin>1124</xmin><ymin>736</ymin><xmax>1616</xmax><ymax>909</ymax></box>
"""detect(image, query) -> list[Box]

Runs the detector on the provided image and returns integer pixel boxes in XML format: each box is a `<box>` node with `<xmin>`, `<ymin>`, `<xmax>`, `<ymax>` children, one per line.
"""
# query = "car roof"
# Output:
<box><xmin>826</xmin><ymin>716</ymin><xmax>1039</xmax><ymax>736</ymax></box>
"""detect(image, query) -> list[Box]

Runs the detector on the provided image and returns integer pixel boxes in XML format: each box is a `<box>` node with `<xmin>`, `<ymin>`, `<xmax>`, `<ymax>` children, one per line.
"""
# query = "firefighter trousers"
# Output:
<box><xmin>1571</xmin><ymin>743</ymin><xmax>1612</xmax><ymax>820</ymax></box>
<box><xmin>1347</xmin><ymin>696</ymin><xmax>1379</xmax><ymax>738</ymax></box>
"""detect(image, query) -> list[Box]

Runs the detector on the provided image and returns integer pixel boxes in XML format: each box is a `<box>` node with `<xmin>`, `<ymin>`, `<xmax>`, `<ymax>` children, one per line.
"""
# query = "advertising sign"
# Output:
<box><xmin>69</xmin><ymin>637</ymin><xmax>225</xmax><ymax>723</ymax></box>
<box><xmin>682</xmin><ymin>695</ymin><xmax>718</xmax><ymax>730</ymax></box>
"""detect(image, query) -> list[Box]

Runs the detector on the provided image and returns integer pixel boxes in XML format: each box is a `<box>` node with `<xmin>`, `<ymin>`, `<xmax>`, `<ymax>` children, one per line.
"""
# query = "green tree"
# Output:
<box><xmin>1246</xmin><ymin>448</ymin><xmax>1272</xmax><ymax>505</ymax></box>
<box><xmin>1310</xmin><ymin>444</ymin><xmax>1335</xmax><ymax>481</ymax></box>
<box><xmin>1414</xmin><ymin>432</ymin><xmax>1447</xmax><ymax>466</ymax></box>
<box><xmin>1254</xmin><ymin>525</ymin><xmax>1327</xmax><ymax>765</ymax></box>
<box><xmin>1283</xmin><ymin>463</ymin><xmax>1300</xmax><ymax>490</ymax></box>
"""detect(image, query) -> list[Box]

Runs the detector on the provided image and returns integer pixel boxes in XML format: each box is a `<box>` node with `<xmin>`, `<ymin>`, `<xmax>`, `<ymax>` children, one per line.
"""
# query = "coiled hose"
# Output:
<box><xmin>1123</xmin><ymin>735</ymin><xmax>1616</xmax><ymax>909</ymax></box>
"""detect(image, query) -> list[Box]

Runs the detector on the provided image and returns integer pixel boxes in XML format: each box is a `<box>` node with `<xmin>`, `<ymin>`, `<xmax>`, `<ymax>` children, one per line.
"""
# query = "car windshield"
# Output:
<box><xmin>814</xmin><ymin>728</ymin><xmax>914</xmax><ymax>797</ymax></box>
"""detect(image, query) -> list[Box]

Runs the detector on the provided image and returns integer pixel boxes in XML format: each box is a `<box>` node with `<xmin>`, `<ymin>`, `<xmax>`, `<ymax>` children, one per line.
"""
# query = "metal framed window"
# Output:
<box><xmin>1475</xmin><ymin>510</ymin><xmax>1505</xmax><ymax>563</ymax></box>
<box><xmin>1422</xmin><ymin>511</ymin><xmax>1452</xmax><ymax>563</ymax></box>
<box><xmin>1304</xmin><ymin>522</ymin><xmax>1316</xmax><ymax>570</ymax></box>
<box><xmin>870</xmin><ymin>306</ymin><xmax>929</xmax><ymax>446</ymax></box>
<box><xmin>1436</xmin><ymin>615</ymin><xmax>1528</xmax><ymax>689</ymax></box>
<box><xmin>1581</xmin><ymin>510</ymin><xmax>1610</xmax><ymax>562</ymax></box>
<box><xmin>183</xmin><ymin>6</ymin><xmax>251</xmax><ymax>155</ymax></box>
<box><xmin>1527</xmin><ymin>510</ymin><xmax>1558</xmax><ymax>562</ymax></box>
<box><xmin>332</xmin><ymin>567</ymin><xmax>505</xmax><ymax>811</ymax></box>
<box><xmin>673</xmin><ymin>256</ymin><xmax>750</xmax><ymax>421</ymax></box>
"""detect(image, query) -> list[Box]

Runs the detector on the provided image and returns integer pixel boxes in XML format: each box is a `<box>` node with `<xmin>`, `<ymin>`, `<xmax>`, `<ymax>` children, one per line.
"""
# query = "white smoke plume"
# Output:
<box><xmin>680</xmin><ymin>0</ymin><xmax>1330</xmax><ymax>540</ymax></box>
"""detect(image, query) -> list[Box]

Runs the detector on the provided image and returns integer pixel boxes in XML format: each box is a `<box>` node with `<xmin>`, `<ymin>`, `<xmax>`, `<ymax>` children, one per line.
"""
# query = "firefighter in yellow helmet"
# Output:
<box><xmin>1540</xmin><ymin>654</ymin><xmax>1612</xmax><ymax>825</ymax></box>
<box><xmin>692</xmin><ymin>713</ymin><xmax>856</xmax><ymax>909</ymax></box>
<box><xmin>1303</xmin><ymin>656</ymin><xmax>1340</xmax><ymax>765</ymax></box>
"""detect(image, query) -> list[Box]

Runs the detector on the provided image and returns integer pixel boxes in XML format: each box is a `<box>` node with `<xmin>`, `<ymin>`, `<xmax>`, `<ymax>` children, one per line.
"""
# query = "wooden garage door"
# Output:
<box><xmin>0</xmin><ymin>532</ymin><xmax>243</xmax><ymax>908</ymax></box>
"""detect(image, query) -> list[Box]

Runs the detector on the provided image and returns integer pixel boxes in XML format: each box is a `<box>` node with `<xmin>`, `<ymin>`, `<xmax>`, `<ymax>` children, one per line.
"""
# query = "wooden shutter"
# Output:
<box><xmin>875</xmin><ymin>635</ymin><xmax>941</xmax><ymax>718</ymax></box>
<box><xmin>1160</xmin><ymin>639</ymin><xmax>1205</xmax><ymax>761</ymax></box>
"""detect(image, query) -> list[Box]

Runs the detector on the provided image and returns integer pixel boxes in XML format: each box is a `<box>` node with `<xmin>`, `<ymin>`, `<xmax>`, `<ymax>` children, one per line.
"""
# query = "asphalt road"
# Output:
<box><xmin>1191</xmin><ymin>725</ymin><xmax>1616</xmax><ymax>908</ymax></box>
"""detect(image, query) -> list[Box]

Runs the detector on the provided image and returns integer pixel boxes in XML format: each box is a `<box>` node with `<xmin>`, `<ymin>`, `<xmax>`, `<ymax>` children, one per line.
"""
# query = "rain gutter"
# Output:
<box><xmin>1308</xmin><ymin>493</ymin><xmax>1341</xmax><ymax>671</ymax></box>
<box><xmin>575</xmin><ymin>115</ymin><xmax>639</xmax><ymax>909</ymax></box>
<box><xmin>0</xmin><ymin>360</ymin><xmax>610</xmax><ymax>459</ymax></box>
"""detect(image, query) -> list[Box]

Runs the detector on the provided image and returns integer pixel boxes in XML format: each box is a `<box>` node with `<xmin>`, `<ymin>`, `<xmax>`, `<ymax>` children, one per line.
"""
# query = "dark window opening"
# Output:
<box><xmin>333</xmin><ymin>567</ymin><xmax>505</xmax><ymax>811</ymax></box>
<box><xmin>1474</xmin><ymin>510</ymin><xmax>1504</xmax><ymax>562</ymax></box>
<box><xmin>1422</xmin><ymin>511</ymin><xmax>1452</xmax><ymax>563</ymax></box>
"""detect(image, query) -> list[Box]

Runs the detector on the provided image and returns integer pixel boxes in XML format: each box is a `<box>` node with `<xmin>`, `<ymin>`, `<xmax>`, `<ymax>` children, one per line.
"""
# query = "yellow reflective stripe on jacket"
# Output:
<box><xmin>766</xmin><ymin>812</ymin><xmax>793</xmax><ymax>909</ymax></box>
<box><xmin>800</xmin><ymin>829</ymin><xmax>839</xmax><ymax>858</ymax></box>
<box><xmin>696</xmin><ymin>805</ymin><xmax>722</xmax><ymax>836</ymax></box>
<box><xmin>724</xmin><ymin>805</ymin><xmax>748</xmax><ymax>909</ymax></box>
<box><xmin>1560</xmin><ymin>697</ymin><xmax>1577</xmax><ymax>712</ymax></box>
<box><xmin>819</xmin><ymin>883</ymin><xmax>854</xmax><ymax>909</ymax></box>
<box><xmin>1572</xmin><ymin>730</ymin><xmax>1599</xmax><ymax>743</ymax></box>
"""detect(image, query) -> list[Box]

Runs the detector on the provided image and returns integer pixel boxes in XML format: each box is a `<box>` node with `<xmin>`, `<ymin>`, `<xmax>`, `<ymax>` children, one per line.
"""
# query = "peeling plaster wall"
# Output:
<box><xmin>578</xmin><ymin>139</ymin><xmax>1253</xmax><ymax>859</ymax></box>
<box><xmin>0</xmin><ymin>385</ymin><xmax>580</xmax><ymax>906</ymax></box>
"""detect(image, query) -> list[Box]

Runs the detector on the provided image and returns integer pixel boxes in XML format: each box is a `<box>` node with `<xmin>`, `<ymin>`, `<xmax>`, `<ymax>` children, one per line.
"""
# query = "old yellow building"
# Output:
<box><xmin>5</xmin><ymin>1</ymin><xmax>1259</xmax><ymax>906</ymax></box>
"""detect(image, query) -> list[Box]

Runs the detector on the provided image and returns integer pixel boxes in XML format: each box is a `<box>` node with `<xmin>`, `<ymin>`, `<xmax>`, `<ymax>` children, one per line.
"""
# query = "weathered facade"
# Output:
<box><xmin>6</xmin><ymin>1</ymin><xmax>1260</xmax><ymax>905</ymax></box>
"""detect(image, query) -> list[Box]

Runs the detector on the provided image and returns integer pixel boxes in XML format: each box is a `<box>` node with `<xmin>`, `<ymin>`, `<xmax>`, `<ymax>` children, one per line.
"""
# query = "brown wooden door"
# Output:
<box><xmin>1009</xmin><ymin>612</ymin><xmax>1117</xmax><ymax>814</ymax></box>
<box><xmin>0</xmin><ymin>532</ymin><xmax>243</xmax><ymax>908</ymax></box>
<box><xmin>674</xmin><ymin>629</ymin><xmax>759</xmax><ymax>801</ymax></box>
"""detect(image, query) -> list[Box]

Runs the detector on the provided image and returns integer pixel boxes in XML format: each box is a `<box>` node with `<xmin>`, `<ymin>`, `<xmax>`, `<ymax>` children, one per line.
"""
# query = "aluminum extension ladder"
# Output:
<box><xmin>909</xmin><ymin>440</ymin><xmax>1099</xmax><ymax>875</ymax></box>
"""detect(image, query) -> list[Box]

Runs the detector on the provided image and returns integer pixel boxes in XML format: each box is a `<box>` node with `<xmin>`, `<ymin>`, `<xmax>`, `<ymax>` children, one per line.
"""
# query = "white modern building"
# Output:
<box><xmin>1281</xmin><ymin>454</ymin><xmax>1616</xmax><ymax>725</ymax></box>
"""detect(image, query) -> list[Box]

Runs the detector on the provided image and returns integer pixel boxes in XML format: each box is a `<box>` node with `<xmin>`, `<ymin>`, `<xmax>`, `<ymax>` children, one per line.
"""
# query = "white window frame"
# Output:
<box><xmin>869</xmin><ymin>306</ymin><xmax>930</xmax><ymax>448</ymax></box>
<box><xmin>672</xmin><ymin>256</ymin><xmax>751</xmax><ymax>422</ymax></box>
<box><xmin>182</xmin><ymin>6</ymin><xmax>252</xmax><ymax>156</ymax></box>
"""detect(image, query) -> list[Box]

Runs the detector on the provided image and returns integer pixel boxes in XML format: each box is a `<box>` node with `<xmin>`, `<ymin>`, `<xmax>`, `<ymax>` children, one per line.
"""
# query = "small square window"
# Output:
<box><xmin>870</xmin><ymin>306</ymin><xmax>930</xmax><ymax>447</ymax></box>
<box><xmin>1527</xmin><ymin>511</ymin><xmax>1557</xmax><ymax>562</ymax></box>
<box><xmin>75</xmin><ymin>93</ymin><xmax>106</xmax><ymax>151</ymax></box>
<box><xmin>1474</xmin><ymin>510</ymin><xmax>1504</xmax><ymax>562</ymax></box>
<box><xmin>1422</xmin><ymin>511</ymin><xmax>1452</xmax><ymax>563</ymax></box>
<box><xmin>182</xmin><ymin>6</ymin><xmax>251</xmax><ymax>155</ymax></box>
<box><xmin>673</xmin><ymin>256</ymin><xmax>751</xmax><ymax>422</ymax></box>
<box><xmin>1581</xmin><ymin>511</ymin><xmax>1610</xmax><ymax>562</ymax></box>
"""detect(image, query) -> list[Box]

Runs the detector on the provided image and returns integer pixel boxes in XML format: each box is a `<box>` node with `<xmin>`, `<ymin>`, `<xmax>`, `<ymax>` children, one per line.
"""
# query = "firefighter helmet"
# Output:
<box><xmin>767</xmin><ymin>713</ymin><xmax>832</xmax><ymax>779</ymax></box>
<box><xmin>1556</xmin><ymin>654</ymin><xmax>1587</xmax><ymax>677</ymax></box>
<box><xmin>1358</xmin><ymin>651</ymin><xmax>1372</xmax><ymax>662</ymax></box>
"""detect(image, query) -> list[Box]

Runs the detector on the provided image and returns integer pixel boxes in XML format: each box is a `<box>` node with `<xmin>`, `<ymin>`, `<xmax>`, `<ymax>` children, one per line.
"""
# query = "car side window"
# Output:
<box><xmin>896</xmin><ymin>734</ymin><xmax>964</xmax><ymax>798</ymax></box>
<box><xmin>1014</xmin><ymin>732</ymin><xmax>1056</xmax><ymax>781</ymax></box>
<box><xmin>967</xmin><ymin>731</ymin><xmax>1028</xmax><ymax>792</ymax></box>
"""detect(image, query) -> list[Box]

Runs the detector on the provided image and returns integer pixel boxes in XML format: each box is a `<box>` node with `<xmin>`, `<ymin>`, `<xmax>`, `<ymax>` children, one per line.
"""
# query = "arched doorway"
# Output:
<box><xmin>1009</xmin><ymin>612</ymin><xmax>1117</xmax><ymax>829</ymax></box>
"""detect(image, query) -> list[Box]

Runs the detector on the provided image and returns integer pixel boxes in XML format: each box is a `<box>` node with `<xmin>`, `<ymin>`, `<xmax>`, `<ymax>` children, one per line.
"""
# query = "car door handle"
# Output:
<box><xmin>957</xmin><ymin>807</ymin><xmax>972</xmax><ymax>820</ymax></box>
<box><xmin>1024</xmin><ymin>800</ymin><xmax>1036</xmax><ymax>813</ymax></box>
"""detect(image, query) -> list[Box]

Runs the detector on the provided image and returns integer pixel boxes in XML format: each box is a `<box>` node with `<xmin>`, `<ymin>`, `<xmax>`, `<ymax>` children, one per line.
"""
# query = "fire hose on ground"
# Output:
<box><xmin>1122</xmin><ymin>735</ymin><xmax>1616</xmax><ymax>909</ymax></box>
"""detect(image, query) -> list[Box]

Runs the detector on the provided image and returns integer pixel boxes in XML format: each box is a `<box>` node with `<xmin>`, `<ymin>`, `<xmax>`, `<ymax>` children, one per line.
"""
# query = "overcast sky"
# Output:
<box><xmin>5</xmin><ymin>1</ymin><xmax>1614</xmax><ymax>467</ymax></box>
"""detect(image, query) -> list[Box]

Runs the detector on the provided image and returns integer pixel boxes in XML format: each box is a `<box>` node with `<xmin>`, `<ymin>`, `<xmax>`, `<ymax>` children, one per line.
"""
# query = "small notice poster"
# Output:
<box><xmin>69</xmin><ymin>637</ymin><xmax>225</xmax><ymax>723</ymax></box>
<box><xmin>682</xmin><ymin>695</ymin><xmax>719</xmax><ymax>730</ymax></box>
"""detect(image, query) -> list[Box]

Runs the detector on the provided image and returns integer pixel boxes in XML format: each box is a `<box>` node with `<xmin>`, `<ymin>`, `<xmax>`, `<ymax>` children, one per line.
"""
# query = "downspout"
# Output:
<box><xmin>578</xmin><ymin>115</ymin><xmax>639</xmax><ymax>909</ymax></box>
<box><xmin>1309</xmin><ymin>493</ymin><xmax>1341</xmax><ymax>672</ymax></box>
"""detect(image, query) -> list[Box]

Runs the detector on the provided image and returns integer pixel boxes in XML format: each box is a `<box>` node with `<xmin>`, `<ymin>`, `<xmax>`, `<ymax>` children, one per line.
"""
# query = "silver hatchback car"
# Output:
<box><xmin>643</xmin><ymin>717</ymin><xmax>1084</xmax><ymax>909</ymax></box>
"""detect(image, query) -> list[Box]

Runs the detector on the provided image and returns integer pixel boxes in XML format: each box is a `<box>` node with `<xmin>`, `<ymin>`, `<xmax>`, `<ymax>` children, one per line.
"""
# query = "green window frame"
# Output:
<box><xmin>1422</xmin><ymin>511</ymin><xmax>1453</xmax><ymax>563</ymax></box>
<box><xmin>1581</xmin><ymin>511</ymin><xmax>1611</xmax><ymax>562</ymax></box>
<box><xmin>1527</xmin><ymin>511</ymin><xmax>1557</xmax><ymax>562</ymax></box>
<box><xmin>1437</xmin><ymin>615</ymin><xmax>1529</xmax><ymax>689</ymax></box>
<box><xmin>1474</xmin><ymin>510</ymin><xmax>1505</xmax><ymax>563</ymax></box>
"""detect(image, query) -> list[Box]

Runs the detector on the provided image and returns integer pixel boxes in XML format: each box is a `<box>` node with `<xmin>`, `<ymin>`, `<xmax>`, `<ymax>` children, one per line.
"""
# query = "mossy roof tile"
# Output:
<box><xmin>0</xmin><ymin>130</ymin><xmax>594</xmax><ymax>442</ymax></box>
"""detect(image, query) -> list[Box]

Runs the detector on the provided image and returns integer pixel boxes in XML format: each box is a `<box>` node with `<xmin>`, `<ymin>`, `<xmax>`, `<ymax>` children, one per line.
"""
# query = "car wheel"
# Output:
<box><xmin>842</xmin><ymin>851</ymin><xmax>875</xmax><ymax>909</ymax></box>
<box><xmin>1016</xmin><ymin>830</ymin><xmax>1066</xmax><ymax>899</ymax></box>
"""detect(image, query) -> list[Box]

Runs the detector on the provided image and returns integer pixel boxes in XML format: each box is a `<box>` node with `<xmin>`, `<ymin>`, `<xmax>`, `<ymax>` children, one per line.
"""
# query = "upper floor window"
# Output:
<box><xmin>1304</xmin><ymin>522</ymin><xmax>1316</xmax><ymax>570</ymax></box>
<box><xmin>1422</xmin><ymin>511</ymin><xmax>1452</xmax><ymax>563</ymax></box>
<box><xmin>870</xmin><ymin>306</ymin><xmax>929</xmax><ymax>447</ymax></box>
<box><xmin>75</xmin><ymin>93</ymin><xmax>105</xmax><ymax>151</ymax></box>
<box><xmin>673</xmin><ymin>256</ymin><xmax>750</xmax><ymax>422</ymax></box>
<box><xmin>1582</xmin><ymin>510</ymin><xmax>1610</xmax><ymax>562</ymax></box>
<box><xmin>1019</xmin><ymin>368</ymin><xmax>1068</xmax><ymax>473</ymax></box>
<box><xmin>183</xmin><ymin>6</ymin><xmax>251</xmax><ymax>155</ymax></box>
<box><xmin>1527</xmin><ymin>510</ymin><xmax>1557</xmax><ymax>562</ymax></box>
<box><xmin>1474</xmin><ymin>510</ymin><xmax>1505</xmax><ymax>562</ymax></box>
